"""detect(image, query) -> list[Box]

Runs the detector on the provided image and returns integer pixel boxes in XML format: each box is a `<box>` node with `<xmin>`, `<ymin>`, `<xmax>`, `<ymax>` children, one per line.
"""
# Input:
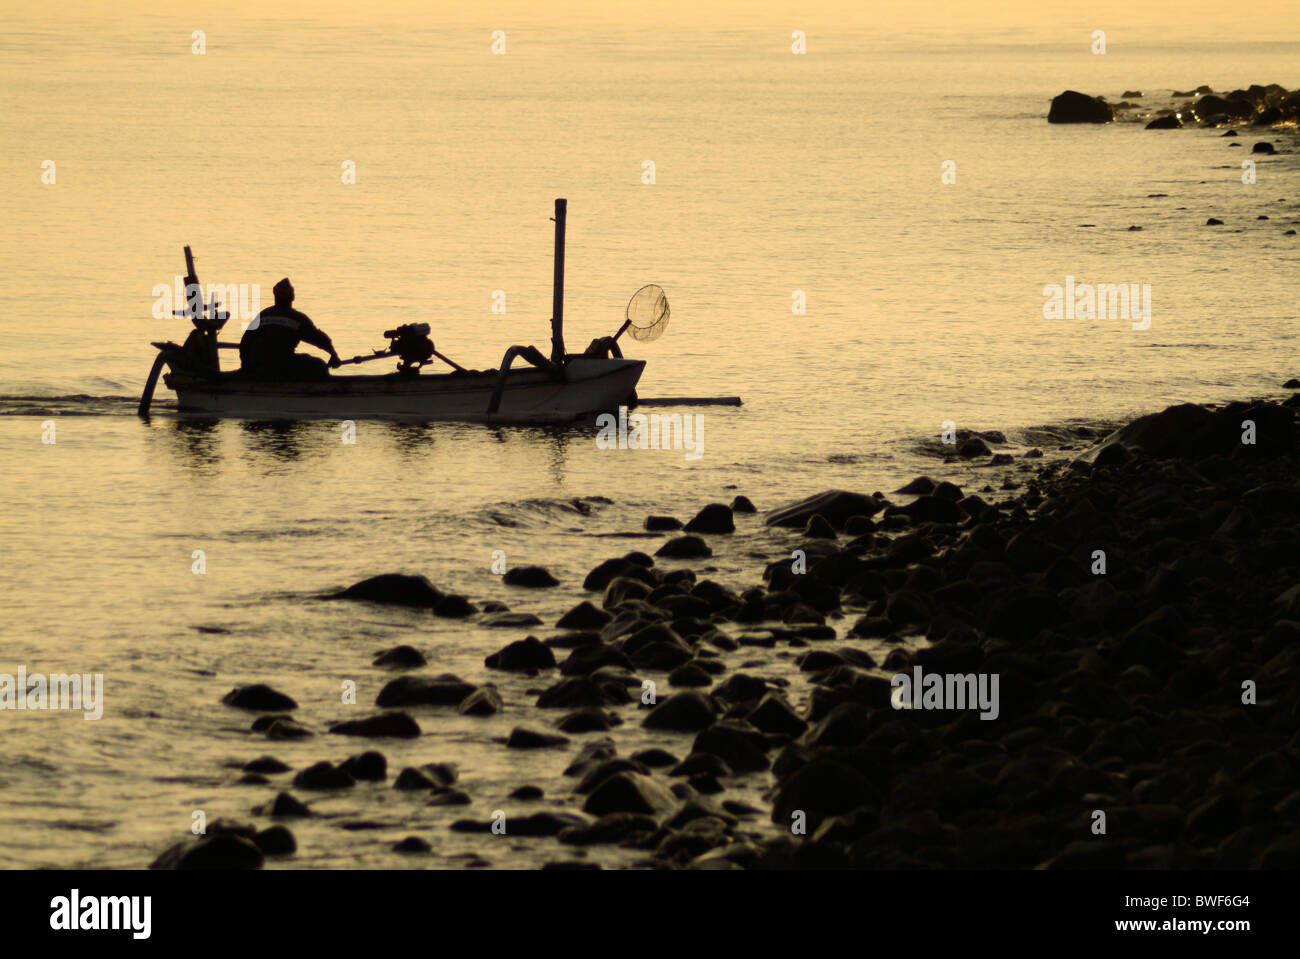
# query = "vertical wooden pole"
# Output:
<box><xmin>551</xmin><ymin>198</ymin><xmax>567</xmax><ymax>365</ymax></box>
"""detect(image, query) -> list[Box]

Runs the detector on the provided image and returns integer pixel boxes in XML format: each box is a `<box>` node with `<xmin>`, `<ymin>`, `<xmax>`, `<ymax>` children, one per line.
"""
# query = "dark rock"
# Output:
<box><xmin>510</xmin><ymin>785</ymin><xmax>544</xmax><ymax>800</ymax></box>
<box><xmin>268</xmin><ymin>792</ymin><xmax>311</xmax><ymax>818</ymax></box>
<box><xmin>655</xmin><ymin>536</ymin><xmax>713</xmax><ymax>559</ymax></box>
<box><xmin>957</xmin><ymin>436</ymin><xmax>990</xmax><ymax>458</ymax></box>
<box><xmin>765</xmin><ymin>490</ymin><xmax>885</xmax><ymax>530</ymax></box>
<box><xmin>558</xmin><ymin>708</ymin><xmax>621</xmax><ymax>733</ymax></box>
<box><xmin>1253</xmin><ymin>141</ymin><xmax>1276</xmax><ymax>154</ymax></box>
<box><xmin>503</xmin><ymin>565</ymin><xmax>560</xmax><ymax>588</ymax></box>
<box><xmin>222</xmin><ymin>684</ymin><xmax>297</xmax><ymax>712</ymax></box>
<box><xmin>642</xmin><ymin>691</ymin><xmax>718</xmax><ymax>731</ymax></box>
<box><xmin>668</xmin><ymin>662</ymin><xmax>714</xmax><ymax>687</ymax></box>
<box><xmin>253</xmin><ymin>825</ymin><xmax>295</xmax><ymax>855</ymax></box>
<box><xmin>372</xmin><ymin>645</ymin><xmax>426</xmax><ymax>669</ymax></box>
<box><xmin>631</xmin><ymin>748</ymin><xmax>679</xmax><ymax>768</ymax></box>
<box><xmin>292</xmin><ymin>761</ymin><xmax>355</xmax><ymax>790</ymax></box>
<box><xmin>329</xmin><ymin>712</ymin><xmax>421</xmax><ymax>739</ymax></box>
<box><xmin>263</xmin><ymin>720</ymin><xmax>312</xmax><ymax>741</ymax></box>
<box><xmin>684</xmin><ymin>503</ymin><xmax>735</xmax><ymax>534</ymax></box>
<box><xmin>1207</xmin><ymin>217</ymin><xmax>1224</xmax><ymax>225</ymax></box>
<box><xmin>393</xmin><ymin>836</ymin><xmax>431</xmax><ymax>853</ymax></box>
<box><xmin>556</xmin><ymin>601</ymin><xmax>612</xmax><ymax>630</ymax></box>
<box><xmin>376</xmin><ymin>674</ymin><xmax>476</xmax><ymax>707</ymax></box>
<box><xmin>338</xmin><ymin>751</ymin><xmax>387</xmax><ymax>781</ymax></box>
<box><xmin>331</xmin><ymin>573</ymin><xmax>443</xmax><ymax>607</ymax></box>
<box><xmin>1047</xmin><ymin>90</ymin><xmax>1115</xmax><ymax>123</ymax></box>
<box><xmin>481</xmin><ymin>611</ymin><xmax>544</xmax><ymax>628</ymax></box>
<box><xmin>804</xmin><ymin>515</ymin><xmax>837</xmax><ymax>539</ymax></box>
<box><xmin>457</xmin><ymin>687</ymin><xmax>503</xmax><ymax>716</ymax></box>
<box><xmin>1146</xmin><ymin>113</ymin><xmax>1183</xmax><ymax>129</ymax></box>
<box><xmin>731</xmin><ymin>495</ymin><xmax>757</xmax><ymax>513</ymax></box>
<box><xmin>506</xmin><ymin>727</ymin><xmax>570</xmax><ymax>749</ymax></box>
<box><xmin>583</xmin><ymin>771</ymin><xmax>678</xmax><ymax>817</ymax></box>
<box><xmin>242</xmin><ymin>756</ymin><xmax>290</xmax><ymax>774</ymax></box>
<box><xmin>485</xmin><ymin>636</ymin><xmax>556</xmax><ymax>672</ymax></box>
<box><xmin>394</xmin><ymin>767</ymin><xmax>439</xmax><ymax>790</ymax></box>
<box><xmin>151</xmin><ymin>833</ymin><xmax>264</xmax><ymax>870</ymax></box>
<box><xmin>645</xmin><ymin>515</ymin><xmax>683</xmax><ymax>531</ymax></box>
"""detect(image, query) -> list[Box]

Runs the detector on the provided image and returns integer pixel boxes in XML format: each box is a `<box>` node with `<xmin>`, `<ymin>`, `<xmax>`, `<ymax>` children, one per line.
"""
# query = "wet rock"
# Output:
<box><xmin>292</xmin><ymin>761</ymin><xmax>355</xmax><ymax>790</ymax></box>
<box><xmin>329</xmin><ymin>712</ymin><xmax>421</xmax><ymax>739</ymax></box>
<box><xmin>536</xmin><ymin>675</ymin><xmax>632</xmax><ymax>709</ymax></box>
<box><xmin>1207</xmin><ymin>217</ymin><xmax>1224</xmax><ymax>225</ymax></box>
<box><xmin>1047</xmin><ymin>90</ymin><xmax>1115</xmax><ymax>123</ymax></box>
<box><xmin>692</xmin><ymin>720</ymin><xmax>771</xmax><ymax>773</ymax></box>
<box><xmin>559</xmin><ymin>812</ymin><xmax>659</xmax><ymax>846</ymax></box>
<box><xmin>485</xmin><ymin>635</ymin><xmax>557</xmax><ymax>672</ymax></box>
<box><xmin>151</xmin><ymin>832</ymin><xmax>264</xmax><ymax>870</ymax></box>
<box><xmin>243</xmin><ymin>756</ymin><xmax>290</xmax><ymax>774</ymax></box>
<box><xmin>510</xmin><ymin>811</ymin><xmax>591</xmax><ymax>837</ymax></box>
<box><xmin>583</xmin><ymin>771</ymin><xmax>678</xmax><ymax>817</ymax></box>
<box><xmin>372</xmin><ymin>645</ymin><xmax>426</xmax><ymax>669</ymax></box>
<box><xmin>1122</xmin><ymin>90</ymin><xmax>1143</xmax><ymax>98</ymax></box>
<box><xmin>957</xmin><ymin>436</ymin><xmax>990</xmax><ymax>458</ymax></box>
<box><xmin>668</xmin><ymin>662</ymin><xmax>714</xmax><ymax>687</ymax></box>
<box><xmin>265</xmin><ymin>719</ymin><xmax>313</xmax><ymax>741</ymax></box>
<box><xmin>1145</xmin><ymin>114</ymin><xmax>1183</xmax><ymax>129</ymax></box>
<box><xmin>746</xmin><ymin>693</ymin><xmax>808</xmax><ymax>737</ymax></box>
<box><xmin>895</xmin><ymin>476</ymin><xmax>936</xmax><ymax>495</ymax></box>
<box><xmin>222</xmin><ymin>684</ymin><xmax>297</xmax><ymax>712</ymax></box>
<box><xmin>684</xmin><ymin>503</ymin><xmax>735</xmax><ymax>534</ymax></box>
<box><xmin>376</xmin><ymin>674</ymin><xmax>476</xmax><ymax>707</ymax></box>
<box><xmin>268</xmin><ymin>792</ymin><xmax>311</xmax><ymax>818</ymax></box>
<box><xmin>434</xmin><ymin>594</ymin><xmax>477</xmax><ymax>618</ymax></box>
<box><xmin>330</xmin><ymin>573</ymin><xmax>443</xmax><ymax>607</ymax></box>
<box><xmin>631</xmin><ymin>748</ymin><xmax>679</xmax><ymax>768</ymax></box>
<box><xmin>338</xmin><ymin>751</ymin><xmax>387</xmax><ymax>781</ymax></box>
<box><xmin>655</xmin><ymin>536</ymin><xmax>713</xmax><ymax>559</ymax></box>
<box><xmin>766</xmin><ymin>490</ymin><xmax>885</xmax><ymax>530</ymax></box>
<box><xmin>556</xmin><ymin>601</ymin><xmax>611</xmax><ymax>630</ymax></box>
<box><xmin>558</xmin><ymin>708</ymin><xmax>622</xmax><ymax>733</ymax></box>
<box><xmin>645</xmin><ymin>515</ymin><xmax>683</xmax><ymax>531</ymax></box>
<box><xmin>583</xmin><ymin>557</ymin><xmax>649</xmax><ymax>591</ymax></box>
<box><xmin>1253</xmin><ymin>141</ymin><xmax>1276</xmax><ymax>154</ymax></box>
<box><xmin>394</xmin><ymin>767</ymin><xmax>439</xmax><ymax>790</ymax></box>
<box><xmin>642</xmin><ymin>691</ymin><xmax>718</xmax><ymax>731</ymax></box>
<box><xmin>506</xmin><ymin>727</ymin><xmax>570</xmax><ymax>749</ymax></box>
<box><xmin>237</xmin><ymin>773</ymin><xmax>269</xmax><ymax>785</ymax></box>
<box><xmin>393</xmin><ymin>836</ymin><xmax>431</xmax><ymax>853</ymax></box>
<box><xmin>253</xmin><ymin>825</ymin><xmax>296</xmax><ymax>855</ymax></box>
<box><xmin>481</xmin><ymin>611</ymin><xmax>544</xmax><ymax>628</ymax></box>
<box><xmin>510</xmin><ymin>785</ymin><xmax>544</xmax><ymax>800</ymax></box>
<box><xmin>769</xmin><ymin>758</ymin><xmax>877</xmax><ymax>829</ymax></box>
<box><xmin>731</xmin><ymin>495</ymin><xmax>757</xmax><ymax>513</ymax></box>
<box><xmin>458</xmin><ymin>687</ymin><xmax>503</xmax><ymax>716</ymax></box>
<box><xmin>503</xmin><ymin>565</ymin><xmax>560</xmax><ymax>588</ymax></box>
<box><xmin>670</xmin><ymin>753</ymin><xmax>732</xmax><ymax>778</ymax></box>
<box><xmin>804</xmin><ymin>515</ymin><xmax>837</xmax><ymax>539</ymax></box>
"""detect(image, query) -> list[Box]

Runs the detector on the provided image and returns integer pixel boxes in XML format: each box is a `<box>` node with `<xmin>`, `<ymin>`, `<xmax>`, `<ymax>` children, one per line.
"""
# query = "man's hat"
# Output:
<box><xmin>273</xmin><ymin>277</ymin><xmax>293</xmax><ymax>296</ymax></box>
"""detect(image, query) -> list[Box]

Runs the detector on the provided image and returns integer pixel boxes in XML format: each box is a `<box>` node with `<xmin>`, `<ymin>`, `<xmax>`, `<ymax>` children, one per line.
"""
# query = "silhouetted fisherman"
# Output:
<box><xmin>240</xmin><ymin>278</ymin><xmax>341</xmax><ymax>379</ymax></box>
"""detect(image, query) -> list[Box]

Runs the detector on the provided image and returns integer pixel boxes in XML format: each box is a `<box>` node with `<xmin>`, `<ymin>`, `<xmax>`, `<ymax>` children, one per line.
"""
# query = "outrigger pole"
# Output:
<box><xmin>550</xmin><ymin>197</ymin><xmax>567</xmax><ymax>365</ymax></box>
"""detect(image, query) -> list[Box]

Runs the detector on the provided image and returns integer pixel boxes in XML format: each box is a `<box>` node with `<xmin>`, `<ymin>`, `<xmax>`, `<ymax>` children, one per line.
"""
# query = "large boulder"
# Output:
<box><xmin>765</xmin><ymin>490</ymin><xmax>885</xmax><ymax>530</ymax></box>
<box><xmin>329</xmin><ymin>573</ymin><xmax>442</xmax><ymax>607</ymax></box>
<box><xmin>1047</xmin><ymin>90</ymin><xmax>1114</xmax><ymax>123</ymax></box>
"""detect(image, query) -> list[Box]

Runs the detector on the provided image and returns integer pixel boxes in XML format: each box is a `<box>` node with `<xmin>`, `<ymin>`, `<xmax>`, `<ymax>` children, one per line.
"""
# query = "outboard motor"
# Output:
<box><xmin>383</xmin><ymin>323</ymin><xmax>436</xmax><ymax>372</ymax></box>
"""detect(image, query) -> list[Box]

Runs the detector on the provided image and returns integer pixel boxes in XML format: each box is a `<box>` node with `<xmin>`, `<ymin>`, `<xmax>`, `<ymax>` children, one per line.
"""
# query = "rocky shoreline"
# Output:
<box><xmin>153</xmin><ymin>391</ymin><xmax>1300</xmax><ymax>870</ymax></box>
<box><xmin>1047</xmin><ymin>82</ymin><xmax>1300</xmax><ymax>129</ymax></box>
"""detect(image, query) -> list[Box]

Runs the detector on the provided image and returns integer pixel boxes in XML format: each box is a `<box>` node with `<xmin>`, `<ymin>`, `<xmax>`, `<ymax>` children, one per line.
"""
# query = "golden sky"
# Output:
<box><xmin>11</xmin><ymin>0</ymin><xmax>1300</xmax><ymax>34</ymax></box>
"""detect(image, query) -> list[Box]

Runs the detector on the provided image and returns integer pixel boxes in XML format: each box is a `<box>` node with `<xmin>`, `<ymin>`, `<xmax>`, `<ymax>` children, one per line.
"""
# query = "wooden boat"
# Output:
<box><xmin>161</xmin><ymin>356</ymin><xmax>645</xmax><ymax>422</ymax></box>
<box><xmin>139</xmin><ymin>199</ymin><xmax>665</xmax><ymax>423</ymax></box>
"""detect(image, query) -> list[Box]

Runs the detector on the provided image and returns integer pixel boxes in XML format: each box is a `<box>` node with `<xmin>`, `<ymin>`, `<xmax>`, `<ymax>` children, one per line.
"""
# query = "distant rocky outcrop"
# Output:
<box><xmin>1047</xmin><ymin>90</ymin><xmax>1115</xmax><ymax>123</ymax></box>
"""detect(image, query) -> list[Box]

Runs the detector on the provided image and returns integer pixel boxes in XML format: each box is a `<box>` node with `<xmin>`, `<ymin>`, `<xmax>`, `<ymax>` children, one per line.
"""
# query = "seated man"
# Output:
<box><xmin>240</xmin><ymin>278</ymin><xmax>341</xmax><ymax>379</ymax></box>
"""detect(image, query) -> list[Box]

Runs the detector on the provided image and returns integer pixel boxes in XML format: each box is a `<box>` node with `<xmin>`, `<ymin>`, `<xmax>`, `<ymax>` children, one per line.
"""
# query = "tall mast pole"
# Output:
<box><xmin>550</xmin><ymin>198</ymin><xmax>567</xmax><ymax>365</ymax></box>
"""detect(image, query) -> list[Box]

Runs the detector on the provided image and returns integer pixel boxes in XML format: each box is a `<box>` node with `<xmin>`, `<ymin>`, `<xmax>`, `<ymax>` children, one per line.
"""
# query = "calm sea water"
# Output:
<box><xmin>0</xmin><ymin>14</ymin><xmax>1297</xmax><ymax>868</ymax></box>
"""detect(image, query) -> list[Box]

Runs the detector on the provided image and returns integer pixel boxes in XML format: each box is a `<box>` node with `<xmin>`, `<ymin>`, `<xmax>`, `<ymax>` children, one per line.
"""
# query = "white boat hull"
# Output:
<box><xmin>163</xmin><ymin>357</ymin><xmax>644</xmax><ymax>422</ymax></box>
